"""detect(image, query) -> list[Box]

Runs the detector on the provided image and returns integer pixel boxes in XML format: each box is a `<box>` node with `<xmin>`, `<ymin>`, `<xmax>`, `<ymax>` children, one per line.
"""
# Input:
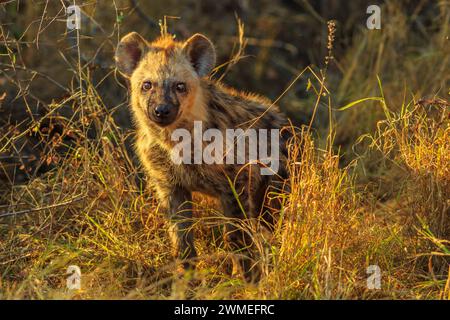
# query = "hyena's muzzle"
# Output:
<box><xmin>147</xmin><ymin>81</ymin><xmax>182</xmax><ymax>127</ymax></box>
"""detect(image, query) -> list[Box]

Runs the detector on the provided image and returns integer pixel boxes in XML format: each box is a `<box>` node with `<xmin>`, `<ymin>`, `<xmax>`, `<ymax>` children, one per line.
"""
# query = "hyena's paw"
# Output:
<box><xmin>173</xmin><ymin>250</ymin><xmax>197</xmax><ymax>275</ymax></box>
<box><xmin>231</xmin><ymin>254</ymin><xmax>261</xmax><ymax>284</ymax></box>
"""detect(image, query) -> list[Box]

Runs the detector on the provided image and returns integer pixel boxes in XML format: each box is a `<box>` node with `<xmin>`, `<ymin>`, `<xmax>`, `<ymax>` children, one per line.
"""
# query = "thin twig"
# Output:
<box><xmin>0</xmin><ymin>195</ymin><xmax>86</xmax><ymax>218</ymax></box>
<box><xmin>129</xmin><ymin>0</ymin><xmax>158</xmax><ymax>28</ymax></box>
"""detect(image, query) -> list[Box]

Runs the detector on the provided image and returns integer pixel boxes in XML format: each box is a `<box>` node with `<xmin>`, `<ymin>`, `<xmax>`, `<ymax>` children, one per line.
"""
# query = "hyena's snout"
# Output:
<box><xmin>149</xmin><ymin>103</ymin><xmax>179</xmax><ymax>126</ymax></box>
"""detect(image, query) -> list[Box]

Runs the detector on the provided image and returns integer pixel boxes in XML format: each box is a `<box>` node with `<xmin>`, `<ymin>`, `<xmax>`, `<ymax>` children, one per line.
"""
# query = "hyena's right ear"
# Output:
<box><xmin>115</xmin><ymin>32</ymin><xmax>147</xmax><ymax>78</ymax></box>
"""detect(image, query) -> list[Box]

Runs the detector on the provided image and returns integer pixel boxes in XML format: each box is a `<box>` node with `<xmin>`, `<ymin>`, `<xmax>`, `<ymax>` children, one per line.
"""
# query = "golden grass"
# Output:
<box><xmin>1</xmin><ymin>81</ymin><xmax>448</xmax><ymax>299</ymax></box>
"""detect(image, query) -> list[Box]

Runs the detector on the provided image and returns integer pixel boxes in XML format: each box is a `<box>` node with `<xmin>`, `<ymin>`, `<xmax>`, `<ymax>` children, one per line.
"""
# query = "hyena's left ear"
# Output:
<box><xmin>183</xmin><ymin>34</ymin><xmax>216</xmax><ymax>77</ymax></box>
<box><xmin>115</xmin><ymin>32</ymin><xmax>147</xmax><ymax>78</ymax></box>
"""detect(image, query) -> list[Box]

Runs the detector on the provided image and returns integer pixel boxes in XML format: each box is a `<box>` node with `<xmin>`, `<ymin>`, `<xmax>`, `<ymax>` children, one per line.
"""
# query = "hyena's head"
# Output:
<box><xmin>115</xmin><ymin>32</ymin><xmax>216</xmax><ymax>128</ymax></box>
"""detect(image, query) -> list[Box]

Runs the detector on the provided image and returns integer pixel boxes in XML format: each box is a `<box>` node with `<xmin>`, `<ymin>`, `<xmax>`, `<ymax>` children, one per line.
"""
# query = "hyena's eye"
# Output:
<box><xmin>175</xmin><ymin>82</ymin><xmax>187</xmax><ymax>93</ymax></box>
<box><xmin>141</xmin><ymin>81</ymin><xmax>152</xmax><ymax>92</ymax></box>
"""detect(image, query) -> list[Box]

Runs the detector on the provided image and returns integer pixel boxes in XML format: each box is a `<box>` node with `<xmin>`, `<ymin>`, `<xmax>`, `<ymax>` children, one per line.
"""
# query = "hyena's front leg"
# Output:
<box><xmin>220</xmin><ymin>193</ymin><xmax>261</xmax><ymax>283</ymax></box>
<box><xmin>163</xmin><ymin>187</ymin><xmax>197</xmax><ymax>270</ymax></box>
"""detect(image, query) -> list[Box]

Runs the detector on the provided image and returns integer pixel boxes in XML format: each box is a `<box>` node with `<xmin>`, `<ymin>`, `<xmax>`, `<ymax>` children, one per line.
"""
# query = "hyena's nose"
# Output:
<box><xmin>154</xmin><ymin>104</ymin><xmax>171</xmax><ymax>118</ymax></box>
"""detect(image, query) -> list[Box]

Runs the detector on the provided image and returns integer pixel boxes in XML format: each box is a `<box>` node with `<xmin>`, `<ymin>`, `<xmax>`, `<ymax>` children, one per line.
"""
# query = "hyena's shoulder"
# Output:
<box><xmin>203</xmin><ymin>80</ymin><xmax>288</xmax><ymax>130</ymax></box>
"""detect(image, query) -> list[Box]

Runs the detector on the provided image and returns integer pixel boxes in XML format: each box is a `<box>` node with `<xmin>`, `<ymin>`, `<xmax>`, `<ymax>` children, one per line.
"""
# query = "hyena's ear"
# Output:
<box><xmin>115</xmin><ymin>32</ymin><xmax>147</xmax><ymax>77</ymax></box>
<box><xmin>183</xmin><ymin>34</ymin><xmax>216</xmax><ymax>77</ymax></box>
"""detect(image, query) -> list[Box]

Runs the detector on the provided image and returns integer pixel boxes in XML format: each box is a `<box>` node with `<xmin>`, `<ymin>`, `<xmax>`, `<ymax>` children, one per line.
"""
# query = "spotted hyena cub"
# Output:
<box><xmin>115</xmin><ymin>32</ymin><xmax>290</xmax><ymax>282</ymax></box>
